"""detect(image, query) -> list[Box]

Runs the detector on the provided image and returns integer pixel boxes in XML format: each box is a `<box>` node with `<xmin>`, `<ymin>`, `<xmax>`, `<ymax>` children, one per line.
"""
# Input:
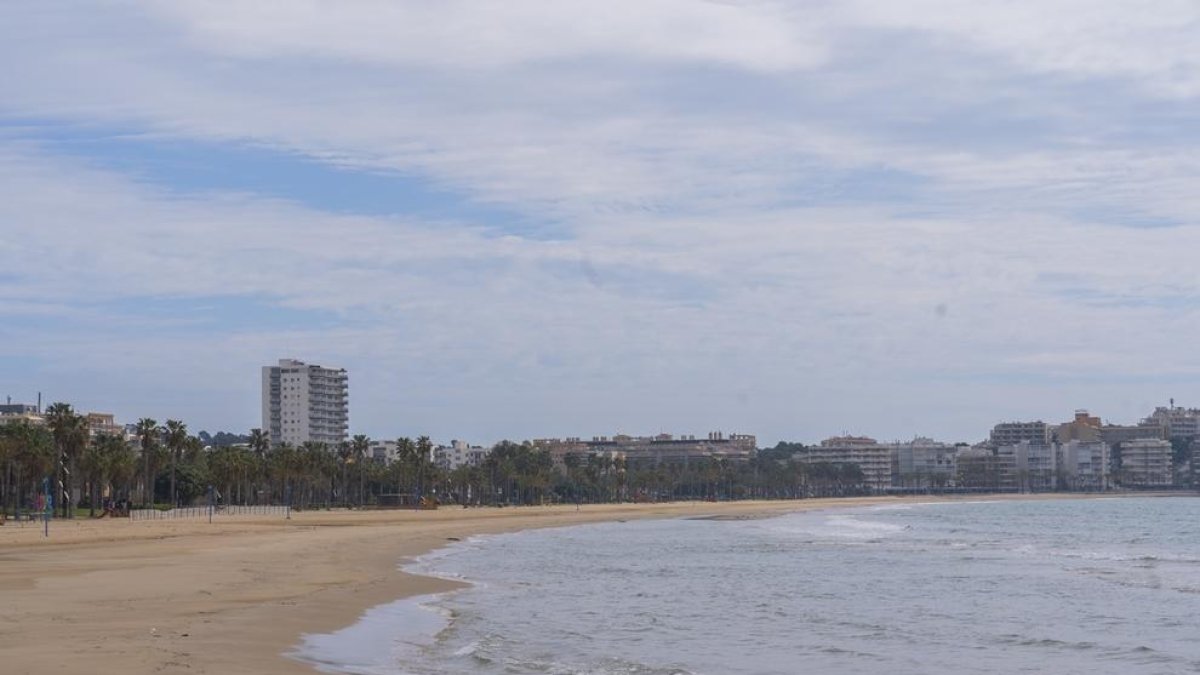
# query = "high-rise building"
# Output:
<box><xmin>261</xmin><ymin>359</ymin><xmax>348</xmax><ymax>447</ymax></box>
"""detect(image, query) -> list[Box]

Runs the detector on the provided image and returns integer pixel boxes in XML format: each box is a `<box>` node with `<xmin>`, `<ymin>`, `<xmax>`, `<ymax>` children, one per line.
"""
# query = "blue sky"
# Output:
<box><xmin>2</xmin><ymin>1</ymin><xmax>1200</xmax><ymax>444</ymax></box>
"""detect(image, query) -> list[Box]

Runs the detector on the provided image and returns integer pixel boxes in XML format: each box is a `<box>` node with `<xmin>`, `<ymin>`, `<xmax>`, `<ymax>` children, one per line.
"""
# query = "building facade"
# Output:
<box><xmin>1058</xmin><ymin>440</ymin><xmax>1110</xmax><ymax>491</ymax></box>
<box><xmin>891</xmin><ymin>438</ymin><xmax>958</xmax><ymax>489</ymax></box>
<box><xmin>367</xmin><ymin>439</ymin><xmax>397</xmax><ymax>464</ymax></box>
<box><xmin>1118</xmin><ymin>439</ymin><xmax>1172</xmax><ymax>488</ymax></box>
<box><xmin>1141</xmin><ymin>405</ymin><xmax>1200</xmax><ymax>440</ymax></box>
<box><xmin>533</xmin><ymin>431</ymin><xmax>756</xmax><ymax>470</ymax></box>
<box><xmin>0</xmin><ymin>402</ymin><xmax>43</xmax><ymax>426</ymax></box>
<box><xmin>261</xmin><ymin>359</ymin><xmax>349</xmax><ymax>447</ymax></box>
<box><xmin>434</xmin><ymin>440</ymin><xmax>489</xmax><ymax>471</ymax></box>
<box><xmin>996</xmin><ymin>441</ymin><xmax>1057</xmax><ymax>492</ymax></box>
<box><xmin>85</xmin><ymin>412</ymin><xmax>123</xmax><ymax>438</ymax></box>
<box><xmin>1053</xmin><ymin>410</ymin><xmax>1102</xmax><ymax>443</ymax></box>
<box><xmin>956</xmin><ymin>445</ymin><xmax>1004</xmax><ymax>489</ymax></box>
<box><xmin>795</xmin><ymin>436</ymin><xmax>892</xmax><ymax>492</ymax></box>
<box><xmin>990</xmin><ymin>421</ymin><xmax>1051</xmax><ymax>447</ymax></box>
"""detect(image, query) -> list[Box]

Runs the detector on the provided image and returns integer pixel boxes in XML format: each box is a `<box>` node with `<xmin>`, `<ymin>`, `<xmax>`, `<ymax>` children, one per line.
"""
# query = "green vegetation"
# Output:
<box><xmin>2</xmin><ymin>406</ymin><xmax>887</xmax><ymax>518</ymax></box>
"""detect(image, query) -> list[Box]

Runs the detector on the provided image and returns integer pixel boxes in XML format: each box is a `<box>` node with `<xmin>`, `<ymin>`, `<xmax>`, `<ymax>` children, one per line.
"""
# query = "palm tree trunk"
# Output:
<box><xmin>169</xmin><ymin>451</ymin><xmax>177</xmax><ymax>507</ymax></box>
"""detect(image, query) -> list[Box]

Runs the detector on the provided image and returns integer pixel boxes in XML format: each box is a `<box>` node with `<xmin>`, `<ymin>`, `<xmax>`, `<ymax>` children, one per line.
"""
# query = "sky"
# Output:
<box><xmin>2</xmin><ymin>1</ymin><xmax>1200</xmax><ymax>445</ymax></box>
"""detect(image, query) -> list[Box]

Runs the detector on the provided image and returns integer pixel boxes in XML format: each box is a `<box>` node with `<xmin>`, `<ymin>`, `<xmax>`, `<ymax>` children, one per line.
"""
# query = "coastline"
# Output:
<box><xmin>0</xmin><ymin>493</ymin><xmax>1187</xmax><ymax>675</ymax></box>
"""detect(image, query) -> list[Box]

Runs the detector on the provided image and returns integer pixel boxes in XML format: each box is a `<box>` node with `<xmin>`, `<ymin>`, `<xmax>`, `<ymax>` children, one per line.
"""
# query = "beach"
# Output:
<box><xmin>0</xmin><ymin>494</ymin><xmax>1168</xmax><ymax>675</ymax></box>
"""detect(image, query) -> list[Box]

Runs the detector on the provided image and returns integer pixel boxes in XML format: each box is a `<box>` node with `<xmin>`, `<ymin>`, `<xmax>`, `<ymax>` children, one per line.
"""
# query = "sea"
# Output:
<box><xmin>293</xmin><ymin>496</ymin><xmax>1200</xmax><ymax>675</ymax></box>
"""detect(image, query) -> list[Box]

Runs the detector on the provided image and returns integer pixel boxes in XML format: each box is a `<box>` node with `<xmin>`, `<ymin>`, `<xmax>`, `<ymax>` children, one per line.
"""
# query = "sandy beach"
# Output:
<box><xmin>0</xmin><ymin>494</ymin><xmax>1170</xmax><ymax>675</ymax></box>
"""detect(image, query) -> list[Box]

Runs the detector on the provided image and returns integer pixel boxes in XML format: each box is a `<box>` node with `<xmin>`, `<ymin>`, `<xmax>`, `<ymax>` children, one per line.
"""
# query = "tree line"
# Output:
<box><xmin>2</xmin><ymin>408</ymin><xmax>878</xmax><ymax>518</ymax></box>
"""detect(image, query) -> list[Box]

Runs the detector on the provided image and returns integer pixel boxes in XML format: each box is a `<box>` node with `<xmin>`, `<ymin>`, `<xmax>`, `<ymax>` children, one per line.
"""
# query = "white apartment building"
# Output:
<box><xmin>434</xmin><ymin>440</ymin><xmax>489</xmax><ymax>471</ymax></box>
<box><xmin>1058</xmin><ymin>440</ymin><xmax>1110</xmax><ymax>491</ymax></box>
<box><xmin>990</xmin><ymin>421</ymin><xmax>1051</xmax><ymax>447</ymax></box>
<box><xmin>1142</xmin><ymin>405</ymin><xmax>1200</xmax><ymax>439</ymax></box>
<box><xmin>891</xmin><ymin>438</ymin><xmax>958</xmax><ymax>489</ymax></box>
<box><xmin>262</xmin><ymin>359</ymin><xmax>348</xmax><ymax>447</ymax></box>
<box><xmin>1119</xmin><ymin>438</ymin><xmax>1172</xmax><ymax>488</ymax></box>
<box><xmin>796</xmin><ymin>436</ymin><xmax>893</xmax><ymax>492</ymax></box>
<box><xmin>996</xmin><ymin>441</ymin><xmax>1057</xmax><ymax>492</ymax></box>
<box><xmin>368</xmin><ymin>439</ymin><xmax>398</xmax><ymax>464</ymax></box>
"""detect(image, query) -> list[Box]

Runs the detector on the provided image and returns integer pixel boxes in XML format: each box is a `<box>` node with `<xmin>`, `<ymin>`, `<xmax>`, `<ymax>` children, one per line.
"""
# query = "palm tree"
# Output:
<box><xmin>269</xmin><ymin>443</ymin><xmax>297</xmax><ymax>506</ymax></box>
<box><xmin>297</xmin><ymin>442</ymin><xmax>334</xmax><ymax>508</ymax></box>
<box><xmin>80</xmin><ymin>433</ymin><xmax>134</xmax><ymax>517</ymax></box>
<box><xmin>45</xmin><ymin>403</ymin><xmax>88</xmax><ymax>518</ymax></box>
<box><xmin>163</xmin><ymin>420</ymin><xmax>188</xmax><ymax>507</ymax></box>
<box><xmin>248</xmin><ymin>428</ymin><xmax>269</xmax><ymax>455</ymax></box>
<box><xmin>79</xmin><ymin>435</ymin><xmax>105</xmax><ymax>518</ymax></box>
<box><xmin>3</xmin><ymin>421</ymin><xmax>54</xmax><ymax>515</ymax></box>
<box><xmin>350</xmin><ymin>434</ymin><xmax>370</xmax><ymax>507</ymax></box>
<box><xmin>247</xmin><ymin>428</ymin><xmax>269</xmax><ymax>504</ymax></box>
<box><xmin>0</xmin><ymin>424</ymin><xmax>11</xmax><ymax>515</ymax></box>
<box><xmin>106</xmin><ymin>436</ymin><xmax>138</xmax><ymax>508</ymax></box>
<box><xmin>416</xmin><ymin>436</ymin><xmax>434</xmax><ymax>499</ymax></box>
<box><xmin>395</xmin><ymin>437</ymin><xmax>416</xmax><ymax>497</ymax></box>
<box><xmin>135</xmin><ymin>418</ymin><xmax>159</xmax><ymax>506</ymax></box>
<box><xmin>336</xmin><ymin>441</ymin><xmax>352</xmax><ymax>506</ymax></box>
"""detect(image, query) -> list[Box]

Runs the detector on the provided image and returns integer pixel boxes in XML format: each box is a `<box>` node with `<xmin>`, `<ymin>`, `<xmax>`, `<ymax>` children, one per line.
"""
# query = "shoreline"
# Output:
<box><xmin>0</xmin><ymin>493</ymin><xmax>1189</xmax><ymax>675</ymax></box>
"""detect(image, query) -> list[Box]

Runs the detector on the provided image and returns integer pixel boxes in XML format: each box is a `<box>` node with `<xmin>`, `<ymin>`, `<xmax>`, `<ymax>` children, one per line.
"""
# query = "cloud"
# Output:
<box><xmin>2</xmin><ymin>2</ymin><xmax>1200</xmax><ymax>442</ymax></box>
<box><xmin>5</xmin><ymin>141</ymin><xmax>1200</xmax><ymax>442</ymax></box>
<box><xmin>144</xmin><ymin>0</ymin><xmax>829</xmax><ymax>72</ymax></box>
<box><xmin>841</xmin><ymin>0</ymin><xmax>1200</xmax><ymax>97</ymax></box>
<box><xmin>4</xmin><ymin>1</ymin><xmax>1197</xmax><ymax>226</ymax></box>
